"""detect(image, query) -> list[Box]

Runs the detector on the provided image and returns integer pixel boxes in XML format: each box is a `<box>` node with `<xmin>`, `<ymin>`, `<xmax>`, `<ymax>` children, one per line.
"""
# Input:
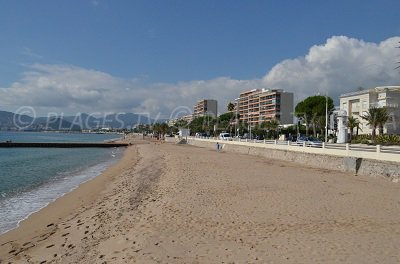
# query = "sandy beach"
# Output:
<box><xmin>1</xmin><ymin>136</ymin><xmax>400</xmax><ymax>263</ymax></box>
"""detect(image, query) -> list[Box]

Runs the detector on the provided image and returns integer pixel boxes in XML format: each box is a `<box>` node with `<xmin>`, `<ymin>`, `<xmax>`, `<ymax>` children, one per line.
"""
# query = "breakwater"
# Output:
<box><xmin>0</xmin><ymin>142</ymin><xmax>129</xmax><ymax>148</ymax></box>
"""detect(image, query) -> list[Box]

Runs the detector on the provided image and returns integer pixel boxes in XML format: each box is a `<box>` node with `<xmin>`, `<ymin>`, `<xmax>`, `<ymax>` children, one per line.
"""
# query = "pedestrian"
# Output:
<box><xmin>216</xmin><ymin>142</ymin><xmax>220</xmax><ymax>152</ymax></box>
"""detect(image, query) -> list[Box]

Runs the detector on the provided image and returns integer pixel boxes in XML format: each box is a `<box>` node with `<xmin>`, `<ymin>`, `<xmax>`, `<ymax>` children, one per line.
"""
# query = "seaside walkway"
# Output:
<box><xmin>0</xmin><ymin>142</ymin><xmax>129</xmax><ymax>148</ymax></box>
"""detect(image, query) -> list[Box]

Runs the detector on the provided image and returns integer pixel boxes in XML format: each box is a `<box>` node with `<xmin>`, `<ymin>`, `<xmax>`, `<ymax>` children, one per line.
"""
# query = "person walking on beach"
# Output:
<box><xmin>216</xmin><ymin>142</ymin><xmax>220</xmax><ymax>152</ymax></box>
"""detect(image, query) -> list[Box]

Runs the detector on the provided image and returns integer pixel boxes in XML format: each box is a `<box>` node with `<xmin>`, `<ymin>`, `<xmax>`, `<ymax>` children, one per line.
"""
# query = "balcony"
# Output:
<box><xmin>370</xmin><ymin>102</ymin><xmax>399</xmax><ymax>108</ymax></box>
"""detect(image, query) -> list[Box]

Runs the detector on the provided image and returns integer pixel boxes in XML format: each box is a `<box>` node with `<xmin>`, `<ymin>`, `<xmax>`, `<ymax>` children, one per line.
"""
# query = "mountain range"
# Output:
<box><xmin>0</xmin><ymin>110</ymin><xmax>159</xmax><ymax>130</ymax></box>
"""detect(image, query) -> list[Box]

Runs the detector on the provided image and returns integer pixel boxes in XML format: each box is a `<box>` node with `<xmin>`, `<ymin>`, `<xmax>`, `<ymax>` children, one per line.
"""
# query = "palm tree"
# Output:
<box><xmin>355</xmin><ymin>120</ymin><xmax>362</xmax><ymax>137</ymax></box>
<box><xmin>227</xmin><ymin>102</ymin><xmax>235</xmax><ymax>112</ymax></box>
<box><xmin>377</xmin><ymin>108</ymin><xmax>390</xmax><ymax>135</ymax></box>
<box><xmin>347</xmin><ymin>116</ymin><xmax>360</xmax><ymax>141</ymax></box>
<box><xmin>361</xmin><ymin>107</ymin><xmax>390</xmax><ymax>140</ymax></box>
<box><xmin>261</xmin><ymin>119</ymin><xmax>280</xmax><ymax>139</ymax></box>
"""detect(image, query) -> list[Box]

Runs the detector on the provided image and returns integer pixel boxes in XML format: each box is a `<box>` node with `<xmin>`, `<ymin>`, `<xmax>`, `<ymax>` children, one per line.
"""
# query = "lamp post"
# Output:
<box><xmin>235</xmin><ymin>98</ymin><xmax>239</xmax><ymax>138</ymax></box>
<box><xmin>248</xmin><ymin>113</ymin><xmax>252</xmax><ymax>140</ymax></box>
<box><xmin>325</xmin><ymin>94</ymin><xmax>328</xmax><ymax>143</ymax></box>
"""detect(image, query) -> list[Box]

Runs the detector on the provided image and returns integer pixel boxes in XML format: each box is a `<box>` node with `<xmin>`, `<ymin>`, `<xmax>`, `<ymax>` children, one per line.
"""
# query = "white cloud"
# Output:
<box><xmin>1</xmin><ymin>36</ymin><xmax>399</xmax><ymax>118</ymax></box>
<box><xmin>0</xmin><ymin>64</ymin><xmax>258</xmax><ymax>118</ymax></box>
<box><xmin>262</xmin><ymin>36</ymin><xmax>400</xmax><ymax>101</ymax></box>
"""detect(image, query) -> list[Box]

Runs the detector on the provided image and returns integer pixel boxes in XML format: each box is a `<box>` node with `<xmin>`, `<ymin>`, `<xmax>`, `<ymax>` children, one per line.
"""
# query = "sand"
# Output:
<box><xmin>1</xmin><ymin>136</ymin><xmax>400</xmax><ymax>263</ymax></box>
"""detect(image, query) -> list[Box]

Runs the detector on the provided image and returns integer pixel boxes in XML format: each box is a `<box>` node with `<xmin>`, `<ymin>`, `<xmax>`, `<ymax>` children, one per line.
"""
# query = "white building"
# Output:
<box><xmin>168</xmin><ymin>114</ymin><xmax>193</xmax><ymax>126</ymax></box>
<box><xmin>339</xmin><ymin>86</ymin><xmax>400</xmax><ymax>135</ymax></box>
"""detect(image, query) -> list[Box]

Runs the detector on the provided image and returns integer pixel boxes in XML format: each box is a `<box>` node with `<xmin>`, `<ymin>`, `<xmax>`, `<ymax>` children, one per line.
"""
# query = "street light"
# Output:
<box><xmin>235</xmin><ymin>98</ymin><xmax>239</xmax><ymax>138</ymax></box>
<box><xmin>325</xmin><ymin>94</ymin><xmax>328</xmax><ymax>143</ymax></box>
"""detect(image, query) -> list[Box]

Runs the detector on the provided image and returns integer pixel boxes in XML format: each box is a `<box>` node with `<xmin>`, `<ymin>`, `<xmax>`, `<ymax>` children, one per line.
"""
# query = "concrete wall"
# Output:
<box><xmin>187</xmin><ymin>138</ymin><xmax>400</xmax><ymax>182</ymax></box>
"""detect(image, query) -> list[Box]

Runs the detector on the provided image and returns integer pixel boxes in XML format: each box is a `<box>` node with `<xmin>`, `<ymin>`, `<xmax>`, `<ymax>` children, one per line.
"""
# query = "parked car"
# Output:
<box><xmin>296</xmin><ymin>136</ymin><xmax>323</xmax><ymax>147</ymax></box>
<box><xmin>219</xmin><ymin>133</ymin><xmax>232</xmax><ymax>141</ymax></box>
<box><xmin>241</xmin><ymin>133</ymin><xmax>255</xmax><ymax>140</ymax></box>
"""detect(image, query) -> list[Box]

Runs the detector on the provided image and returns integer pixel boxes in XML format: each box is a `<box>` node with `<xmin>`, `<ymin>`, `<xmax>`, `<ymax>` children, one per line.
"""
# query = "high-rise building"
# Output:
<box><xmin>236</xmin><ymin>89</ymin><xmax>293</xmax><ymax>125</ymax></box>
<box><xmin>193</xmin><ymin>99</ymin><xmax>218</xmax><ymax>118</ymax></box>
<box><xmin>339</xmin><ymin>86</ymin><xmax>400</xmax><ymax>135</ymax></box>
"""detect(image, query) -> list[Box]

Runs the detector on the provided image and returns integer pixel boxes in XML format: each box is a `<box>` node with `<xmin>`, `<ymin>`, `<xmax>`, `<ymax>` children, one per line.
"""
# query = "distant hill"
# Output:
<box><xmin>0</xmin><ymin>110</ymin><xmax>34</xmax><ymax>130</ymax></box>
<box><xmin>101</xmin><ymin>113</ymin><xmax>154</xmax><ymax>129</ymax></box>
<box><xmin>0</xmin><ymin>110</ymin><xmax>160</xmax><ymax>130</ymax></box>
<box><xmin>34</xmin><ymin>117</ymin><xmax>82</xmax><ymax>131</ymax></box>
<box><xmin>60</xmin><ymin>113</ymin><xmax>155</xmax><ymax>129</ymax></box>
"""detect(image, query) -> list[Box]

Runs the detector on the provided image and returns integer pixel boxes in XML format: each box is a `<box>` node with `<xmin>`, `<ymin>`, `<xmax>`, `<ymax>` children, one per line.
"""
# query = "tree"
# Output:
<box><xmin>376</xmin><ymin>108</ymin><xmax>390</xmax><ymax>135</ymax></box>
<box><xmin>217</xmin><ymin>112</ymin><xmax>236</xmax><ymax>134</ymax></box>
<box><xmin>314</xmin><ymin>116</ymin><xmax>326</xmax><ymax>137</ymax></box>
<box><xmin>159</xmin><ymin>123</ymin><xmax>169</xmax><ymax>137</ymax></box>
<box><xmin>189</xmin><ymin>115</ymin><xmax>216</xmax><ymax>135</ymax></box>
<box><xmin>295</xmin><ymin>95</ymin><xmax>334</xmax><ymax>137</ymax></box>
<box><xmin>261</xmin><ymin>119</ymin><xmax>280</xmax><ymax>139</ymax></box>
<box><xmin>151</xmin><ymin>122</ymin><xmax>170</xmax><ymax>138</ymax></box>
<box><xmin>361</xmin><ymin>107</ymin><xmax>390</xmax><ymax>140</ymax></box>
<box><xmin>347</xmin><ymin>116</ymin><xmax>361</xmax><ymax>141</ymax></box>
<box><xmin>174</xmin><ymin>119</ymin><xmax>188</xmax><ymax>129</ymax></box>
<box><xmin>227</xmin><ymin>102</ymin><xmax>235</xmax><ymax>112</ymax></box>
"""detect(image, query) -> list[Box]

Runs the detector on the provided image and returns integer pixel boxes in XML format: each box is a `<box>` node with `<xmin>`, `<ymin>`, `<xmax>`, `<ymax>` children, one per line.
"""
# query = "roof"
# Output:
<box><xmin>340</xmin><ymin>86</ymin><xmax>400</xmax><ymax>98</ymax></box>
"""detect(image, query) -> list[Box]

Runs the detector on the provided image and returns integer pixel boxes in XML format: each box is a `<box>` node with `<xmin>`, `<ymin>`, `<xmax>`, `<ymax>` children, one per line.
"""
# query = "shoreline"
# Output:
<box><xmin>0</xmin><ymin>136</ymin><xmax>140</xmax><ymax>259</ymax></box>
<box><xmin>0</xmin><ymin>133</ymin><xmax>125</xmax><ymax>236</ymax></box>
<box><xmin>0</xmin><ymin>151</ymin><xmax>122</xmax><ymax>236</ymax></box>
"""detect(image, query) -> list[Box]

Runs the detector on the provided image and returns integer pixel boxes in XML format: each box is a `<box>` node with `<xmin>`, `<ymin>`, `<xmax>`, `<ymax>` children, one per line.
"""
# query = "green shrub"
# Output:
<box><xmin>374</xmin><ymin>134</ymin><xmax>400</xmax><ymax>145</ymax></box>
<box><xmin>352</xmin><ymin>134</ymin><xmax>400</xmax><ymax>145</ymax></box>
<box><xmin>351</xmin><ymin>134</ymin><xmax>372</xmax><ymax>144</ymax></box>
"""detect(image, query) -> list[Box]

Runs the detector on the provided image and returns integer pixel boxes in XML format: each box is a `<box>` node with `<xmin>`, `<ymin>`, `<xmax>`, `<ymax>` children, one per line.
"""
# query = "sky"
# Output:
<box><xmin>1</xmin><ymin>0</ymin><xmax>400</xmax><ymax>119</ymax></box>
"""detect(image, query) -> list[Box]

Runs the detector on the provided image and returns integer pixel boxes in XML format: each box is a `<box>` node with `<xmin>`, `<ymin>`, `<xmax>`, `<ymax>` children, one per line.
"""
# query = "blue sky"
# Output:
<box><xmin>1</xmin><ymin>0</ymin><xmax>400</xmax><ymax>117</ymax></box>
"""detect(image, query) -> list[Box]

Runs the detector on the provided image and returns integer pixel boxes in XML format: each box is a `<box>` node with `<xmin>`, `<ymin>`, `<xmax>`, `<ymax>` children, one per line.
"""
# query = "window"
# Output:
<box><xmin>362</xmin><ymin>101</ymin><xmax>367</xmax><ymax>109</ymax></box>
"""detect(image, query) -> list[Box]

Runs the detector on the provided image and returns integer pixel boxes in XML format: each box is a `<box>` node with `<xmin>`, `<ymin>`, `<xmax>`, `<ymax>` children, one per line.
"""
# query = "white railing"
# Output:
<box><xmin>190</xmin><ymin>136</ymin><xmax>400</xmax><ymax>162</ymax></box>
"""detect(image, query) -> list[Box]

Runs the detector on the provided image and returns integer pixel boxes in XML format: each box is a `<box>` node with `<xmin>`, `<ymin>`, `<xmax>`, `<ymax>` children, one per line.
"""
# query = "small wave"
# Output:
<box><xmin>0</xmin><ymin>154</ymin><xmax>121</xmax><ymax>235</ymax></box>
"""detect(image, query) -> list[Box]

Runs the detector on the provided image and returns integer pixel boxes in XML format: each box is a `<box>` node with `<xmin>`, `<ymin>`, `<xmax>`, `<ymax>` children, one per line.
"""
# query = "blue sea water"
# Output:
<box><xmin>0</xmin><ymin>132</ymin><xmax>123</xmax><ymax>234</ymax></box>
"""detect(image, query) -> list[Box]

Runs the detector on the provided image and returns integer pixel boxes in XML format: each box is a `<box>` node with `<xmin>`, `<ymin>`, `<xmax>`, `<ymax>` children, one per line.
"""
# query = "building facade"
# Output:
<box><xmin>236</xmin><ymin>89</ymin><xmax>294</xmax><ymax>125</ymax></box>
<box><xmin>339</xmin><ymin>86</ymin><xmax>400</xmax><ymax>135</ymax></box>
<box><xmin>193</xmin><ymin>99</ymin><xmax>218</xmax><ymax>118</ymax></box>
<box><xmin>168</xmin><ymin>114</ymin><xmax>194</xmax><ymax>126</ymax></box>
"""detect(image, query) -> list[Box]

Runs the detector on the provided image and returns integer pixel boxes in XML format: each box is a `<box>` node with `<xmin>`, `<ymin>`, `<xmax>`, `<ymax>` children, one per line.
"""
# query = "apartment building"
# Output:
<box><xmin>193</xmin><ymin>99</ymin><xmax>218</xmax><ymax>118</ymax></box>
<box><xmin>339</xmin><ymin>86</ymin><xmax>400</xmax><ymax>134</ymax></box>
<box><xmin>168</xmin><ymin>114</ymin><xmax>194</xmax><ymax>126</ymax></box>
<box><xmin>236</xmin><ymin>89</ymin><xmax>294</xmax><ymax>125</ymax></box>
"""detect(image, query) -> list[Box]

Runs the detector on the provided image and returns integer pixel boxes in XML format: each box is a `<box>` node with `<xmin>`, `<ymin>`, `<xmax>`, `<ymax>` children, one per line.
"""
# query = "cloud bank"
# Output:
<box><xmin>1</xmin><ymin>36</ymin><xmax>399</xmax><ymax>118</ymax></box>
<box><xmin>263</xmin><ymin>36</ymin><xmax>400</xmax><ymax>101</ymax></box>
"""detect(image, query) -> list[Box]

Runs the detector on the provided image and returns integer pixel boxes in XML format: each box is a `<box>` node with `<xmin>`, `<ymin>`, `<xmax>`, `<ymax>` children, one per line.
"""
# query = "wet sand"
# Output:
<box><xmin>1</xmin><ymin>137</ymin><xmax>400</xmax><ymax>263</ymax></box>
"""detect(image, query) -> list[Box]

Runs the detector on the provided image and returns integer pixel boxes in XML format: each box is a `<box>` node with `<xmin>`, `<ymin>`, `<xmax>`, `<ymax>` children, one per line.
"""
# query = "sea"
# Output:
<box><xmin>0</xmin><ymin>131</ymin><xmax>124</xmax><ymax>234</ymax></box>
